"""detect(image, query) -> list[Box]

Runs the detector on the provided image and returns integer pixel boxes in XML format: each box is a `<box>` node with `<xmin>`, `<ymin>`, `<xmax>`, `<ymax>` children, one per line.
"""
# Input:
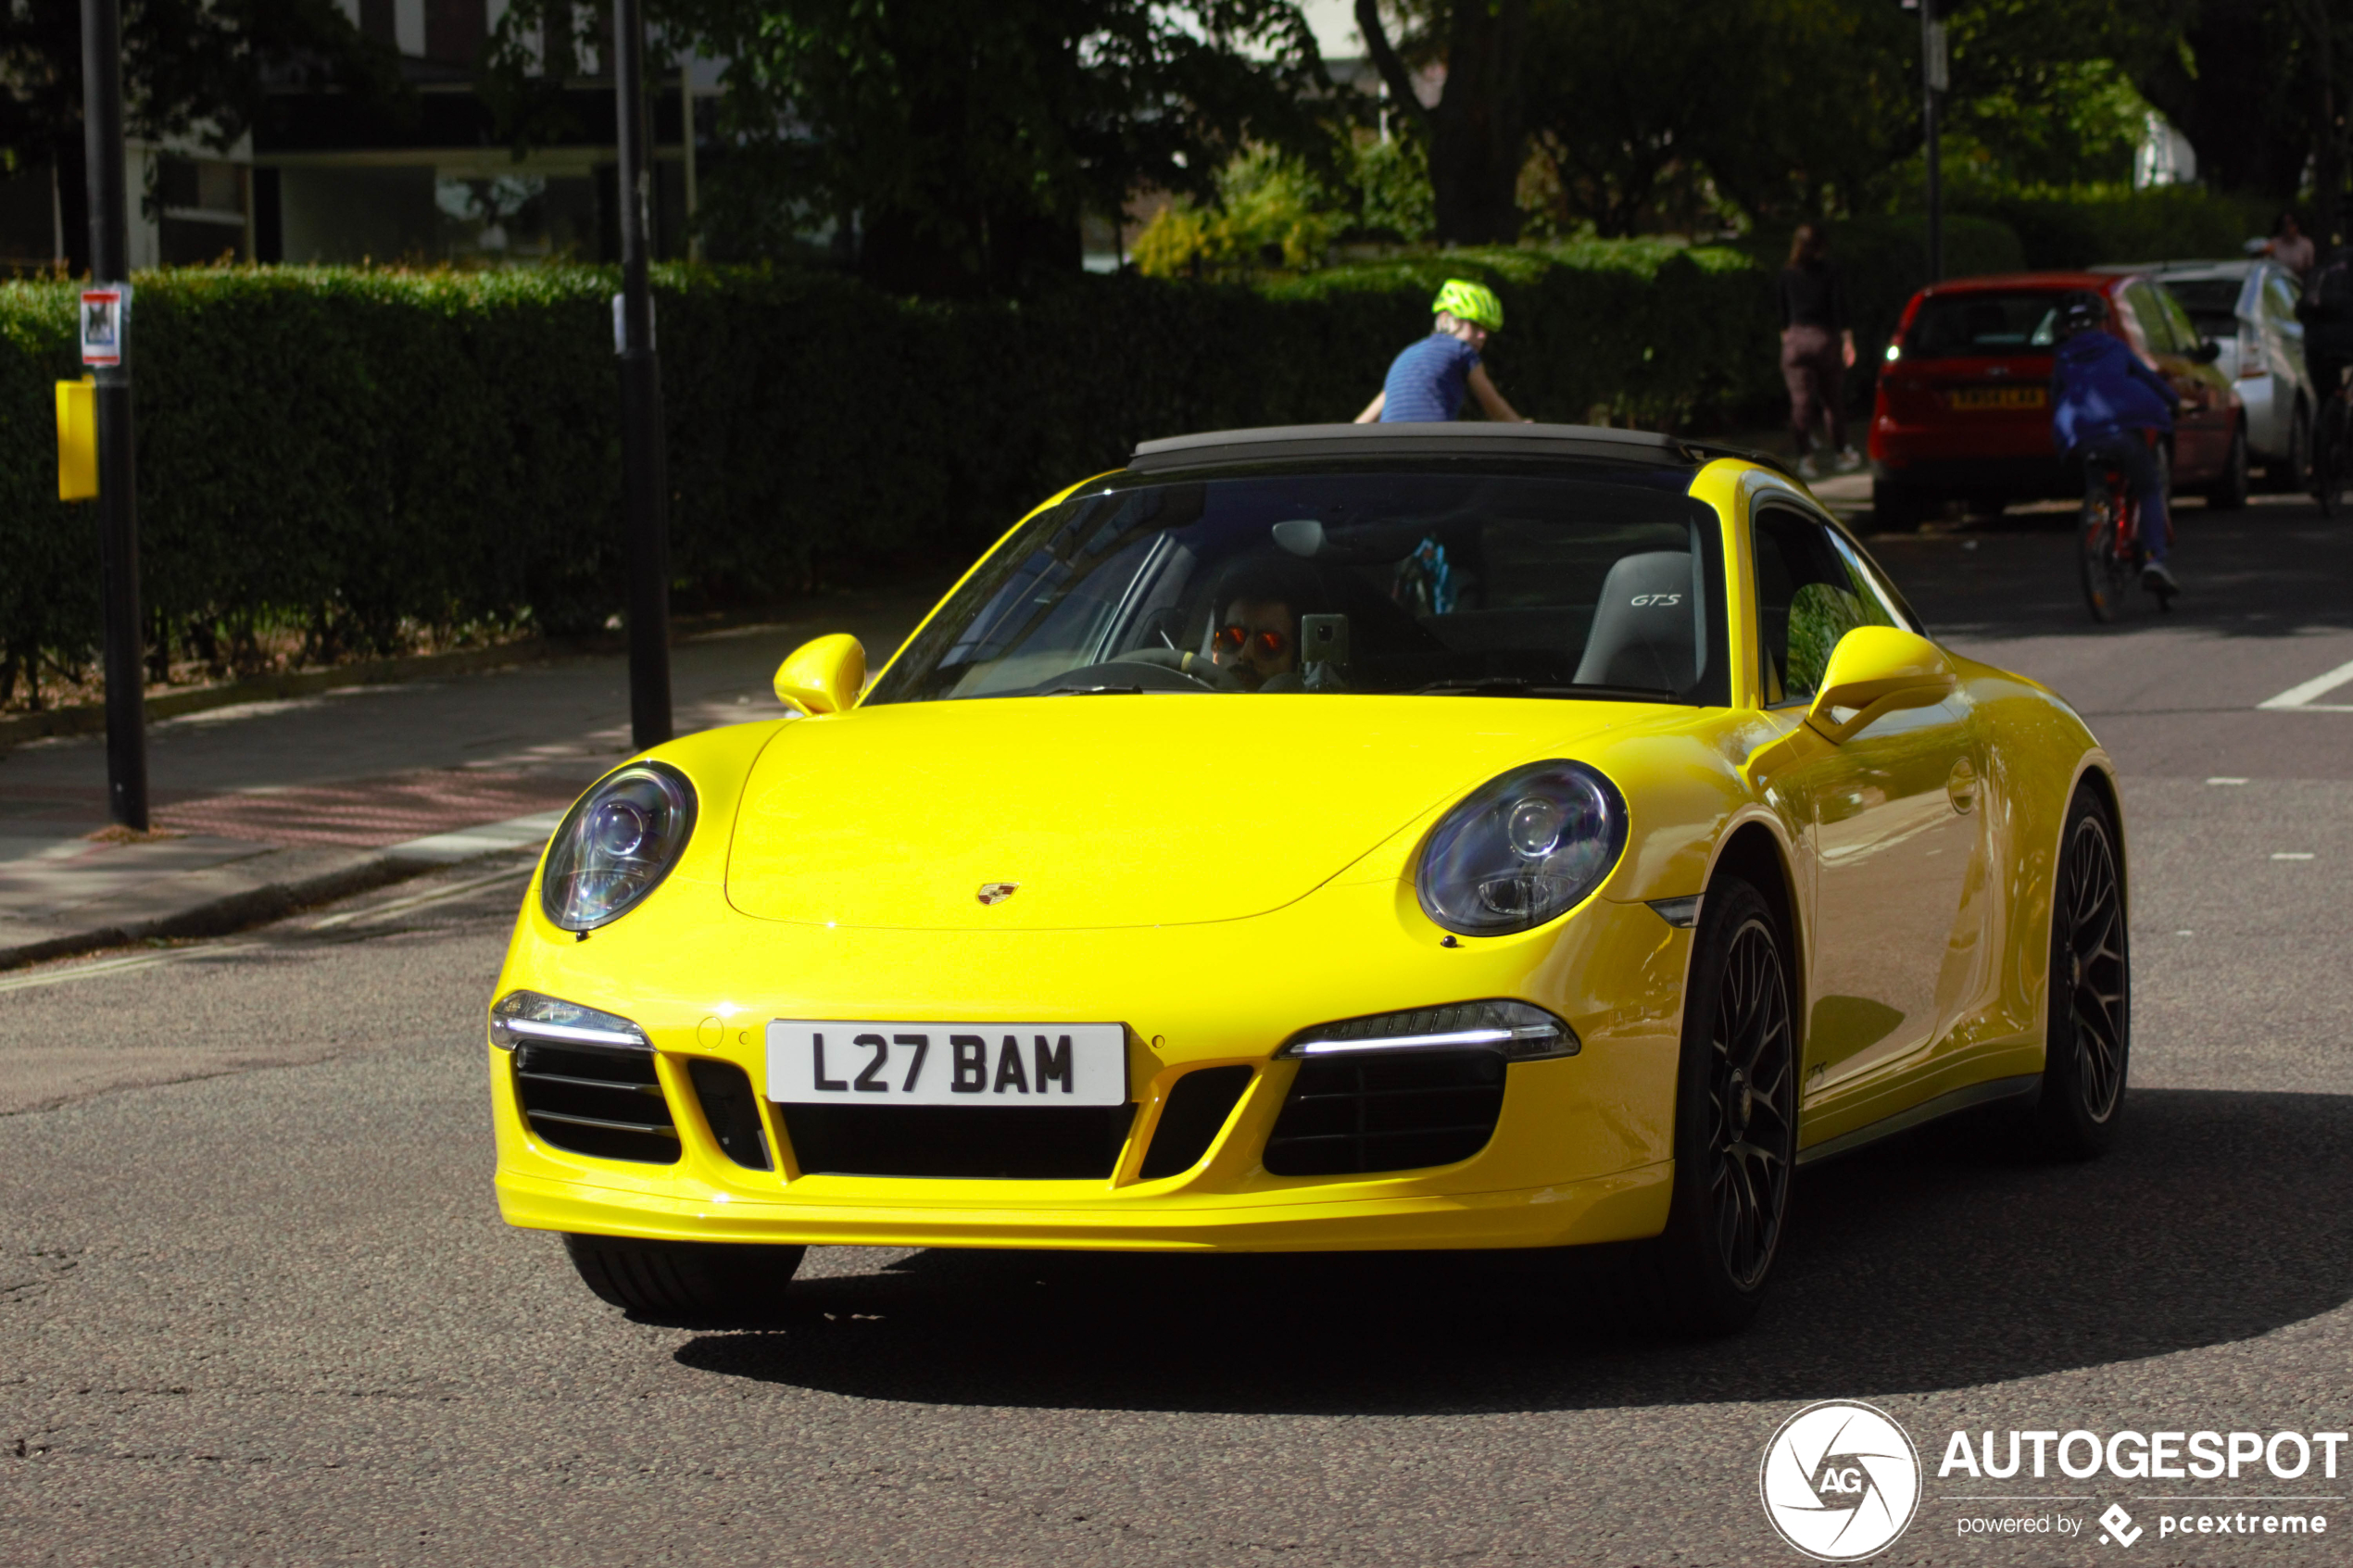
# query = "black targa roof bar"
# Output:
<box><xmin>1126</xmin><ymin>421</ymin><xmax>1799</xmax><ymax>483</ymax></box>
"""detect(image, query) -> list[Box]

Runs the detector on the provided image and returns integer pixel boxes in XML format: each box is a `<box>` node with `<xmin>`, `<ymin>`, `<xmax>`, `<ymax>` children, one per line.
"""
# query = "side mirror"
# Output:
<box><xmin>773</xmin><ymin>633</ymin><xmax>866</xmax><ymax>716</ymax></box>
<box><xmin>1806</xmin><ymin>626</ymin><xmax>1957</xmax><ymax>744</ymax></box>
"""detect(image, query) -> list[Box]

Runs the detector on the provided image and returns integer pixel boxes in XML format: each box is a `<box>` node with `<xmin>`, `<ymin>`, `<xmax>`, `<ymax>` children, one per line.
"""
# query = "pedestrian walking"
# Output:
<box><xmin>1354</xmin><ymin>279</ymin><xmax>1531</xmax><ymax>424</ymax></box>
<box><xmin>1778</xmin><ymin>224</ymin><xmax>1858</xmax><ymax>479</ymax></box>
<box><xmin>2263</xmin><ymin>210</ymin><xmax>2316</xmax><ymax>284</ymax></box>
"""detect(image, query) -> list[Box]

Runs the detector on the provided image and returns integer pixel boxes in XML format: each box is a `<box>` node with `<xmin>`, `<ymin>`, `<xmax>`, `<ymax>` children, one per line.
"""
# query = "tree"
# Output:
<box><xmin>1684</xmin><ymin>0</ymin><xmax>1919</xmax><ymax>224</ymax></box>
<box><xmin>1353</xmin><ymin>0</ymin><xmax>1529</xmax><ymax>245</ymax></box>
<box><xmin>590</xmin><ymin>0</ymin><xmax>1330</xmax><ymax>295</ymax></box>
<box><xmin>1520</xmin><ymin>0</ymin><xmax>1747</xmax><ymax>236</ymax></box>
<box><xmin>0</xmin><ymin>0</ymin><xmax>393</xmax><ymax>272</ymax></box>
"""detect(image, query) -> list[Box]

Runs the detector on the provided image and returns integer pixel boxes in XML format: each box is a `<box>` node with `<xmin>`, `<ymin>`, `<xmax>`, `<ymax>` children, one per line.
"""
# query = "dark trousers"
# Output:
<box><xmin>2075</xmin><ymin>430</ymin><xmax>2169</xmax><ymax>561</ymax></box>
<box><xmin>1780</xmin><ymin>325</ymin><xmax>1845</xmax><ymax>452</ymax></box>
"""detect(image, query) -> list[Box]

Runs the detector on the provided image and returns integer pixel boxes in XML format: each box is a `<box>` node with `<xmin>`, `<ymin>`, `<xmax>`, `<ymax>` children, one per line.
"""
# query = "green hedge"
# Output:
<box><xmin>1958</xmin><ymin>186</ymin><xmax>2268</xmax><ymax>272</ymax></box>
<box><xmin>0</xmin><ymin>233</ymin><xmax>2015</xmax><ymax>694</ymax></box>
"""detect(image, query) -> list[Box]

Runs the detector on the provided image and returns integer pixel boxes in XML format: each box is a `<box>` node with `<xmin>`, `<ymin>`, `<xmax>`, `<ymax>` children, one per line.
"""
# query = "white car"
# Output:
<box><xmin>2137</xmin><ymin>260</ymin><xmax>2315</xmax><ymax>490</ymax></box>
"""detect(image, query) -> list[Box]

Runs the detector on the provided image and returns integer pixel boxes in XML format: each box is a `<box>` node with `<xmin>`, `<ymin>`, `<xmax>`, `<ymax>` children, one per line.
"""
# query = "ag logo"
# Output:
<box><xmin>1759</xmin><ymin>1399</ymin><xmax>1922</xmax><ymax>1562</ymax></box>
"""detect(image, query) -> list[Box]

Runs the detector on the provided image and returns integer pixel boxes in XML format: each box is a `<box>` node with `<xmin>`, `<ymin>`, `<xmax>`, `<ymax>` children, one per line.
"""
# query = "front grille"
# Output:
<box><xmin>780</xmin><ymin>1103</ymin><xmax>1136</xmax><ymax>1179</ymax></box>
<box><xmin>513</xmin><ymin>1042</ymin><xmax>679</xmax><ymax>1164</ymax></box>
<box><xmin>1262</xmin><ymin>1047</ymin><xmax>1505</xmax><ymax>1176</ymax></box>
<box><xmin>688</xmin><ymin>1059</ymin><xmax>773</xmax><ymax>1171</ymax></box>
<box><xmin>1139</xmin><ymin>1066</ymin><xmax>1254</xmax><ymax>1180</ymax></box>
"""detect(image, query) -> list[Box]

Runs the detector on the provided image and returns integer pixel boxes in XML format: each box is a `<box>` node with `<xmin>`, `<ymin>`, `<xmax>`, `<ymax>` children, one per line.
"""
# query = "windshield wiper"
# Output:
<box><xmin>1041</xmin><ymin>684</ymin><xmax>1147</xmax><ymax>696</ymax></box>
<box><xmin>1408</xmin><ymin>678</ymin><xmax>1673</xmax><ymax>701</ymax></box>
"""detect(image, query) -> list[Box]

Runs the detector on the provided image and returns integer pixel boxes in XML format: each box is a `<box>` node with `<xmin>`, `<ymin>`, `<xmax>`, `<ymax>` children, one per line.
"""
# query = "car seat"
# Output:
<box><xmin>1572</xmin><ymin>551</ymin><xmax>1696</xmax><ymax>694</ymax></box>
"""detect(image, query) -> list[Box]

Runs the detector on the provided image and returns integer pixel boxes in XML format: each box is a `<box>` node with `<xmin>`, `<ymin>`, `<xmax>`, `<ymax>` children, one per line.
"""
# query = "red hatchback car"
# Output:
<box><xmin>1869</xmin><ymin>270</ymin><xmax>2247</xmax><ymax>527</ymax></box>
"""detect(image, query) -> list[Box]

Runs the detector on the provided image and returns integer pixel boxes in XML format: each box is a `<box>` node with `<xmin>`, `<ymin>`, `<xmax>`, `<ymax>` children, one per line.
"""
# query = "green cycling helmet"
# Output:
<box><xmin>1431</xmin><ymin>278</ymin><xmax>1504</xmax><ymax>332</ymax></box>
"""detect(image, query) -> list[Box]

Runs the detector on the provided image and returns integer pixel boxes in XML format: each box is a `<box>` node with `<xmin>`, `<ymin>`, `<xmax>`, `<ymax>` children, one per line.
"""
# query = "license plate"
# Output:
<box><xmin>765</xmin><ymin>1022</ymin><xmax>1127</xmax><ymax>1107</ymax></box>
<box><xmin>1948</xmin><ymin>385</ymin><xmax>2045</xmax><ymax>409</ymax></box>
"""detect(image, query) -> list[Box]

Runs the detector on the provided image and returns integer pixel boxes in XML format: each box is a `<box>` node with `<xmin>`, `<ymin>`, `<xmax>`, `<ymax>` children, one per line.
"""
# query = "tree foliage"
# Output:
<box><xmin>486</xmin><ymin>0</ymin><xmax>1331</xmax><ymax>295</ymax></box>
<box><xmin>0</xmin><ymin>0</ymin><xmax>392</xmax><ymax>270</ymax></box>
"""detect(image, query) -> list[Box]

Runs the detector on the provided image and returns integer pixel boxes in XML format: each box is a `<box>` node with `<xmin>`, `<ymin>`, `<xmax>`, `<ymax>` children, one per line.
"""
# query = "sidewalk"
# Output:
<box><xmin>0</xmin><ymin>592</ymin><xmax>933</xmax><ymax>969</ymax></box>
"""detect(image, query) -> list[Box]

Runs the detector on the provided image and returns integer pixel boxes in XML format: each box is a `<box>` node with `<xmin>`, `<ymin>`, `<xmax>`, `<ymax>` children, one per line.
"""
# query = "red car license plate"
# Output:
<box><xmin>1948</xmin><ymin>386</ymin><xmax>2045</xmax><ymax>410</ymax></box>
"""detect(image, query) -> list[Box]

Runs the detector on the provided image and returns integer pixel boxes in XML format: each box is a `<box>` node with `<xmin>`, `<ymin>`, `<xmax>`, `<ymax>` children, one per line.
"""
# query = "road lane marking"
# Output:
<box><xmin>308</xmin><ymin>864</ymin><xmax>532</xmax><ymax>929</ymax></box>
<box><xmin>2273</xmin><ymin>852</ymin><xmax>2316</xmax><ymax>860</ymax></box>
<box><xmin>2207</xmin><ymin>776</ymin><xmax>2248</xmax><ymax>785</ymax></box>
<box><xmin>2259</xmin><ymin>656</ymin><xmax>2353</xmax><ymax>710</ymax></box>
<box><xmin>0</xmin><ymin>941</ymin><xmax>263</xmax><ymax>994</ymax></box>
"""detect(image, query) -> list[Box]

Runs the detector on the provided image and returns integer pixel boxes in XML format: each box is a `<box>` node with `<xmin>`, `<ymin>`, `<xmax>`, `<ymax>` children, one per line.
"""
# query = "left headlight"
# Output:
<box><xmin>540</xmin><ymin>762</ymin><xmax>698</xmax><ymax>931</ymax></box>
<box><xmin>1416</xmin><ymin>760</ymin><xmax>1628</xmax><ymax>936</ymax></box>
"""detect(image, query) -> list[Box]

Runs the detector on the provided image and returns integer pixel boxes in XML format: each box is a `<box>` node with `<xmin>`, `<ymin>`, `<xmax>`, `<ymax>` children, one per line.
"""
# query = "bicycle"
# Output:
<box><xmin>2079</xmin><ymin>432</ymin><xmax>2171</xmax><ymax>621</ymax></box>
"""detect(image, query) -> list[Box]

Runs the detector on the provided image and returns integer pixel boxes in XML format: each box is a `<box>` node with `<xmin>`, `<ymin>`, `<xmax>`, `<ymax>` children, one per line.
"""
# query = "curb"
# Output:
<box><xmin>0</xmin><ymin>852</ymin><xmax>429</xmax><ymax>972</ymax></box>
<box><xmin>0</xmin><ymin>809</ymin><xmax>564</xmax><ymax>972</ymax></box>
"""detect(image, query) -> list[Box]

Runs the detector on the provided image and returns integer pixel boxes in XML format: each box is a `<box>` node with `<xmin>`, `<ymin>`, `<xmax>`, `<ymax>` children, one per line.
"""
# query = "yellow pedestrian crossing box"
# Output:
<box><xmin>56</xmin><ymin>377</ymin><xmax>96</xmax><ymax>500</ymax></box>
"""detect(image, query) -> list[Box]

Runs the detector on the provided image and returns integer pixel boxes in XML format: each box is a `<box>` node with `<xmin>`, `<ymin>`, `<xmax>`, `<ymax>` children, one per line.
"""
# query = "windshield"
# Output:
<box><xmin>866</xmin><ymin>463</ymin><xmax>1730</xmax><ymax>706</ymax></box>
<box><xmin>1902</xmin><ymin>291</ymin><xmax>2063</xmax><ymax>358</ymax></box>
<box><xmin>2163</xmin><ymin>278</ymin><xmax>2244</xmax><ymax>340</ymax></box>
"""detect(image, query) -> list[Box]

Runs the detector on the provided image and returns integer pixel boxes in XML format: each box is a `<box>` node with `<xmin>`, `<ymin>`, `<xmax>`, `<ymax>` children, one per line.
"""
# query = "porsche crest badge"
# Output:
<box><xmin>976</xmin><ymin>882</ymin><xmax>1019</xmax><ymax>906</ymax></box>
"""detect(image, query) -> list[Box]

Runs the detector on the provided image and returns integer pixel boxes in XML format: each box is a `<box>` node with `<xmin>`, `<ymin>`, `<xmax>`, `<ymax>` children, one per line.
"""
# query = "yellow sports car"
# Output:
<box><xmin>487</xmin><ymin>423</ymin><xmax>2128</xmax><ymax>1334</ymax></box>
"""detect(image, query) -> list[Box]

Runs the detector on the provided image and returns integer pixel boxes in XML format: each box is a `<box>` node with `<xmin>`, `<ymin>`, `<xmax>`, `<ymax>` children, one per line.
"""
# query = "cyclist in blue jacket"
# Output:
<box><xmin>2051</xmin><ymin>292</ymin><xmax>2183</xmax><ymax>595</ymax></box>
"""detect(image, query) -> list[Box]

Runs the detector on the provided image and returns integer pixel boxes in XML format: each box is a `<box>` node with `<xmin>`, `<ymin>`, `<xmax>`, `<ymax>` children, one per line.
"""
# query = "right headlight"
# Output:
<box><xmin>1415</xmin><ymin>760</ymin><xmax>1628</xmax><ymax>936</ymax></box>
<box><xmin>540</xmin><ymin>762</ymin><xmax>697</xmax><ymax>931</ymax></box>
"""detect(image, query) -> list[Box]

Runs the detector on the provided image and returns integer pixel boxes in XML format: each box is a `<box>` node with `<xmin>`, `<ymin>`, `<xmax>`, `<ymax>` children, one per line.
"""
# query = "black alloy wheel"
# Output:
<box><xmin>2078</xmin><ymin>477</ymin><xmax>2136</xmax><ymax>623</ymax></box>
<box><xmin>1633</xmin><ymin>877</ymin><xmax>1796</xmax><ymax>1335</ymax></box>
<box><xmin>563</xmin><ymin>1234</ymin><xmax>807</xmax><ymax>1323</ymax></box>
<box><xmin>2034</xmin><ymin>791</ymin><xmax>2130</xmax><ymax>1158</ymax></box>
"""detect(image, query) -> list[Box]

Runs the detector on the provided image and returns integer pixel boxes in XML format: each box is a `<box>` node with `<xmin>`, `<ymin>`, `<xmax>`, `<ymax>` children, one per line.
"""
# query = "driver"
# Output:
<box><xmin>1211</xmin><ymin>594</ymin><xmax>1297</xmax><ymax>688</ymax></box>
<box><xmin>1205</xmin><ymin>560</ymin><xmax>1321</xmax><ymax>690</ymax></box>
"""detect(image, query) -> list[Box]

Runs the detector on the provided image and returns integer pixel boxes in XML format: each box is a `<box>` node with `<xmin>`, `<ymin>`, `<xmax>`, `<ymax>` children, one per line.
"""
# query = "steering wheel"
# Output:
<box><xmin>1087</xmin><ymin>649</ymin><xmax>1241</xmax><ymax>692</ymax></box>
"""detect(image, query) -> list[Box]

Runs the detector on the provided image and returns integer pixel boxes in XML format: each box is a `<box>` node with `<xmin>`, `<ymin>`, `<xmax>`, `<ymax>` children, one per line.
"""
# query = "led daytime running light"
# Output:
<box><xmin>490</xmin><ymin>989</ymin><xmax>650</xmax><ymax>1052</ymax></box>
<box><xmin>1278</xmin><ymin>999</ymin><xmax>1577</xmax><ymax>1060</ymax></box>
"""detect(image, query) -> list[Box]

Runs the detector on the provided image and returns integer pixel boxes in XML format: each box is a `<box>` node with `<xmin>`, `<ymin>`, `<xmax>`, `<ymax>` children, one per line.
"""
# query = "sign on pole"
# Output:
<box><xmin>80</xmin><ymin>283</ymin><xmax>129</xmax><ymax>367</ymax></box>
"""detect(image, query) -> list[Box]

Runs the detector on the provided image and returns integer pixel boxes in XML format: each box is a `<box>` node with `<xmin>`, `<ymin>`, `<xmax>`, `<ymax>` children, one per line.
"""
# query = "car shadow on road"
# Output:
<box><xmin>671</xmin><ymin>1088</ymin><xmax>2353</xmax><ymax>1415</ymax></box>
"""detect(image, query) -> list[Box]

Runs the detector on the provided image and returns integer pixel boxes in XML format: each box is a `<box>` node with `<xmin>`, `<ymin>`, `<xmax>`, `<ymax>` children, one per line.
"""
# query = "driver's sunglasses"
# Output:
<box><xmin>1213</xmin><ymin>624</ymin><xmax>1290</xmax><ymax>659</ymax></box>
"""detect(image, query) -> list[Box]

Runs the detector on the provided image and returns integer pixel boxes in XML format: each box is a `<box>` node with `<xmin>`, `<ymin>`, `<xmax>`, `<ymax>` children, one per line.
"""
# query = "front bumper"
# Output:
<box><xmin>490</xmin><ymin>876</ymin><xmax>1689</xmax><ymax>1255</ymax></box>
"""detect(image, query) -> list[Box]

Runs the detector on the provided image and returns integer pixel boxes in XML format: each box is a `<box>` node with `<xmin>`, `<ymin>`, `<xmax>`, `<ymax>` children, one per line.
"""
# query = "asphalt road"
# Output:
<box><xmin>4</xmin><ymin>492</ymin><xmax>2350</xmax><ymax>1567</ymax></box>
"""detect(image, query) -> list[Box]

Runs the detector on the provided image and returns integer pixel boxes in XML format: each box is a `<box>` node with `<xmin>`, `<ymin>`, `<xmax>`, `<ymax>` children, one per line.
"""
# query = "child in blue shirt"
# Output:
<box><xmin>1354</xmin><ymin>279</ymin><xmax>1531</xmax><ymax>424</ymax></box>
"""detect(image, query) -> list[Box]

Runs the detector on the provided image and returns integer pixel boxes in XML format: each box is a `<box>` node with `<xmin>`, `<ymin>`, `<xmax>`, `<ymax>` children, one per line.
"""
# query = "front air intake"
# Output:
<box><xmin>513</xmin><ymin>1042</ymin><xmax>679</xmax><ymax>1164</ymax></box>
<box><xmin>1262</xmin><ymin>1048</ymin><xmax>1504</xmax><ymax>1176</ymax></box>
<box><xmin>1139</xmin><ymin>1067</ymin><xmax>1254</xmax><ymax>1180</ymax></box>
<box><xmin>779</xmin><ymin>1104</ymin><xmax>1136</xmax><ymax>1179</ymax></box>
<box><xmin>688</xmin><ymin>1059</ymin><xmax>773</xmax><ymax>1170</ymax></box>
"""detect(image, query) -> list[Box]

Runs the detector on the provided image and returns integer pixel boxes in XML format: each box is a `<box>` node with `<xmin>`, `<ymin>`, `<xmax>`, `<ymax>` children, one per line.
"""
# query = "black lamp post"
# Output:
<box><xmin>612</xmin><ymin>0</ymin><xmax>672</xmax><ymax>751</ymax></box>
<box><xmin>82</xmin><ymin>0</ymin><xmax>147</xmax><ymax>830</ymax></box>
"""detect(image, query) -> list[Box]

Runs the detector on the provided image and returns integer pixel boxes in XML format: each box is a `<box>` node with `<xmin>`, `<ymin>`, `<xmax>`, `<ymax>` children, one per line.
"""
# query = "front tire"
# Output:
<box><xmin>563</xmin><ymin>1234</ymin><xmax>807</xmax><ymax>1322</ymax></box>
<box><xmin>2034</xmin><ymin>790</ymin><xmax>2130</xmax><ymax>1158</ymax></box>
<box><xmin>1633</xmin><ymin>878</ymin><xmax>1797</xmax><ymax>1336</ymax></box>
